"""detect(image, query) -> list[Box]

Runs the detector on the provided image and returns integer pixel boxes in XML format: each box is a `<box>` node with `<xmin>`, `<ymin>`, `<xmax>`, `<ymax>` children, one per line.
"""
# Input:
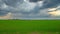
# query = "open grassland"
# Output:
<box><xmin>0</xmin><ymin>20</ymin><xmax>60</xmax><ymax>34</ymax></box>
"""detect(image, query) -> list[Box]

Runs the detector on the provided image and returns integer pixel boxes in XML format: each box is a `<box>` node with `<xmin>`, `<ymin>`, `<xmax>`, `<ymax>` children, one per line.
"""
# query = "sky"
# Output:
<box><xmin>0</xmin><ymin>0</ymin><xmax>60</xmax><ymax>19</ymax></box>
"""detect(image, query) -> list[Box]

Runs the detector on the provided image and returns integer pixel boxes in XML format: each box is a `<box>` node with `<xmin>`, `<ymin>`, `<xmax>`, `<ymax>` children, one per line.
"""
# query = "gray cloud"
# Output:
<box><xmin>0</xmin><ymin>0</ymin><xmax>60</xmax><ymax>19</ymax></box>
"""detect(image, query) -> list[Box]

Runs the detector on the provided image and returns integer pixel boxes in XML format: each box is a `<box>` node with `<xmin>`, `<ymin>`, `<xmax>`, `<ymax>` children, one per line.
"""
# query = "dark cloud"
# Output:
<box><xmin>0</xmin><ymin>0</ymin><xmax>60</xmax><ymax>19</ymax></box>
<box><xmin>43</xmin><ymin>0</ymin><xmax>60</xmax><ymax>8</ymax></box>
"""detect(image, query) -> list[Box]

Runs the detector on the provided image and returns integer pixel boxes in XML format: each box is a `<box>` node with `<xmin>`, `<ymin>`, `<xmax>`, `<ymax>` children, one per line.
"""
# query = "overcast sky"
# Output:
<box><xmin>0</xmin><ymin>0</ymin><xmax>60</xmax><ymax>19</ymax></box>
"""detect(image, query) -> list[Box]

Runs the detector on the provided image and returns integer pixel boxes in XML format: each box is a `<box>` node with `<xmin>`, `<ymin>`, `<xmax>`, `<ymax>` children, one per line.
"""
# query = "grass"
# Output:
<box><xmin>0</xmin><ymin>20</ymin><xmax>60</xmax><ymax>34</ymax></box>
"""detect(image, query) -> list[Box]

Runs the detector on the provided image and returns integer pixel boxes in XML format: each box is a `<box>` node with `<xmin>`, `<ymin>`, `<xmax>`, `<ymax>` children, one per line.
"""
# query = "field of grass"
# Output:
<box><xmin>0</xmin><ymin>20</ymin><xmax>60</xmax><ymax>34</ymax></box>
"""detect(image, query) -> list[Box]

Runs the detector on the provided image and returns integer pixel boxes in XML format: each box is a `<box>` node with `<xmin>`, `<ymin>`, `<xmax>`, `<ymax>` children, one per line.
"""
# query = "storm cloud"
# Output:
<box><xmin>0</xmin><ymin>0</ymin><xmax>60</xmax><ymax>19</ymax></box>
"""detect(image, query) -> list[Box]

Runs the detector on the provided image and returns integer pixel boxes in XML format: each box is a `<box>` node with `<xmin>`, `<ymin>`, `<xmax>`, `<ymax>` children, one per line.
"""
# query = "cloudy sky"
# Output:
<box><xmin>0</xmin><ymin>0</ymin><xmax>60</xmax><ymax>19</ymax></box>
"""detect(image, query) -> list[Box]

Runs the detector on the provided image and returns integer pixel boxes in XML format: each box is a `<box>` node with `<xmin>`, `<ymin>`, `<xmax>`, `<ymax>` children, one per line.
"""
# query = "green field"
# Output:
<box><xmin>0</xmin><ymin>20</ymin><xmax>60</xmax><ymax>34</ymax></box>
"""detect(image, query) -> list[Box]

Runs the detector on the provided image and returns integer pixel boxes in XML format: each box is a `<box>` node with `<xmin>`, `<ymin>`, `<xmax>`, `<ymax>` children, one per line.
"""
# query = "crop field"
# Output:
<box><xmin>0</xmin><ymin>20</ymin><xmax>60</xmax><ymax>34</ymax></box>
